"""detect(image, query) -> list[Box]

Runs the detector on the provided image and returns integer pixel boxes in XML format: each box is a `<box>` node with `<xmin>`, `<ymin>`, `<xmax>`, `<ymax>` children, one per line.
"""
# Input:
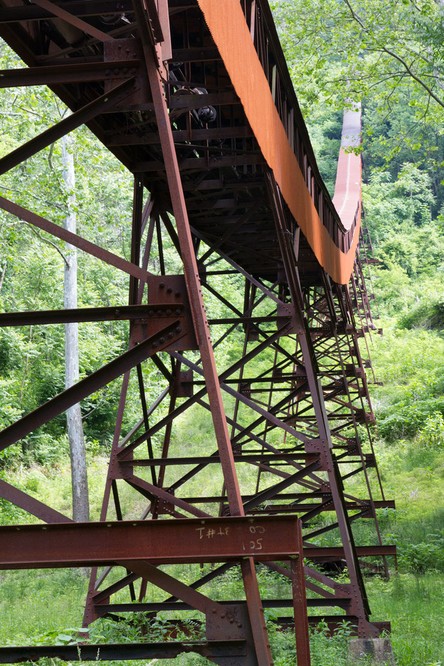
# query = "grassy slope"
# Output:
<box><xmin>0</xmin><ymin>430</ymin><xmax>443</xmax><ymax>665</ymax></box>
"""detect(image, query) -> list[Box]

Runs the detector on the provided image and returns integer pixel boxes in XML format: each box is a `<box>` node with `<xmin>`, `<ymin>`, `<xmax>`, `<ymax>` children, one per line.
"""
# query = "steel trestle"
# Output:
<box><xmin>0</xmin><ymin>1</ymin><xmax>394</xmax><ymax>664</ymax></box>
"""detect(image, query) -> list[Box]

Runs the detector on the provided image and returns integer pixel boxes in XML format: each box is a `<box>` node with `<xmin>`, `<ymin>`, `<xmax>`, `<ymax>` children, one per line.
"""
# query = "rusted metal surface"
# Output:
<box><xmin>0</xmin><ymin>641</ymin><xmax>248</xmax><ymax>663</ymax></box>
<box><xmin>0</xmin><ymin>0</ymin><xmax>394</xmax><ymax>663</ymax></box>
<box><xmin>0</xmin><ymin>516</ymin><xmax>302</xmax><ymax>567</ymax></box>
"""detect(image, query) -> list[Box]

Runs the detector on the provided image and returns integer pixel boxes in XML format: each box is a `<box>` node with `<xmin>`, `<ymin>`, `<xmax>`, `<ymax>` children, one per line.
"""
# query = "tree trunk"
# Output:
<box><xmin>62</xmin><ymin>133</ymin><xmax>90</xmax><ymax>523</ymax></box>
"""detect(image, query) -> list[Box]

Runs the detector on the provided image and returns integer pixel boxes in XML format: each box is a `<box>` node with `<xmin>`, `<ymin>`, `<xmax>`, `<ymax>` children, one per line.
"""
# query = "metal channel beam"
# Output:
<box><xmin>0</xmin><ymin>516</ymin><xmax>301</xmax><ymax>568</ymax></box>
<box><xmin>0</xmin><ymin>641</ymin><xmax>246</xmax><ymax>663</ymax></box>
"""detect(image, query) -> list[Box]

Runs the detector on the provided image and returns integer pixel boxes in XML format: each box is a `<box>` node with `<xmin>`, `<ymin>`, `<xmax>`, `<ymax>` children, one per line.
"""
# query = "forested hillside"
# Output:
<box><xmin>272</xmin><ymin>1</ymin><xmax>444</xmax><ymax>663</ymax></box>
<box><xmin>0</xmin><ymin>1</ymin><xmax>443</xmax><ymax>665</ymax></box>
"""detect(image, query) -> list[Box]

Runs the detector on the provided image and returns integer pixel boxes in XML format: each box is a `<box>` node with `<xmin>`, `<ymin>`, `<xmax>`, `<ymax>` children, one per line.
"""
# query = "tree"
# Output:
<box><xmin>271</xmin><ymin>0</ymin><xmax>444</xmax><ymax>210</ymax></box>
<box><xmin>271</xmin><ymin>0</ymin><xmax>444</xmax><ymax>112</ymax></box>
<box><xmin>61</xmin><ymin>132</ymin><xmax>89</xmax><ymax>523</ymax></box>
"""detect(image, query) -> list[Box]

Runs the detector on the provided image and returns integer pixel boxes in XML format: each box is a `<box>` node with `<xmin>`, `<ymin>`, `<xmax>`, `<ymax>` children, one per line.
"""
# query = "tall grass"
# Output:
<box><xmin>367</xmin><ymin>574</ymin><xmax>443</xmax><ymax>666</ymax></box>
<box><xmin>0</xmin><ymin>567</ymin><xmax>442</xmax><ymax>665</ymax></box>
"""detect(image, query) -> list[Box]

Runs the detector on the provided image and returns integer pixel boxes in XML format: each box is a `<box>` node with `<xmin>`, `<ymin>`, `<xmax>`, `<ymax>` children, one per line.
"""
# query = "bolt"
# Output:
<box><xmin>159</xmin><ymin>282</ymin><xmax>165</xmax><ymax>289</ymax></box>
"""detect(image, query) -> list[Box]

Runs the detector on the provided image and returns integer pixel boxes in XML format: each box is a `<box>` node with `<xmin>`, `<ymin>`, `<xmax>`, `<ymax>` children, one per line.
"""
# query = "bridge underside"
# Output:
<box><xmin>0</xmin><ymin>1</ymin><xmax>394</xmax><ymax>664</ymax></box>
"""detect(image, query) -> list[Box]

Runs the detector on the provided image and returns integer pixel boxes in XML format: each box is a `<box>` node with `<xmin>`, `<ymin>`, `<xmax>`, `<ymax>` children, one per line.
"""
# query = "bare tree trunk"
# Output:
<box><xmin>62</xmin><ymin>133</ymin><xmax>89</xmax><ymax>523</ymax></box>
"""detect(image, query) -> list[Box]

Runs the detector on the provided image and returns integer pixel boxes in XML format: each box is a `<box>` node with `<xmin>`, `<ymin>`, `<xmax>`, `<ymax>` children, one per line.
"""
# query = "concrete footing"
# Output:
<box><xmin>348</xmin><ymin>638</ymin><xmax>395</xmax><ymax>665</ymax></box>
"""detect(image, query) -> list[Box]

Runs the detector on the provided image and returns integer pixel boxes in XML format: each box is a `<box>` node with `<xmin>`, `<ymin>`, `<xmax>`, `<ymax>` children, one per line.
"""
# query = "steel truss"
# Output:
<box><xmin>0</xmin><ymin>1</ymin><xmax>394</xmax><ymax>664</ymax></box>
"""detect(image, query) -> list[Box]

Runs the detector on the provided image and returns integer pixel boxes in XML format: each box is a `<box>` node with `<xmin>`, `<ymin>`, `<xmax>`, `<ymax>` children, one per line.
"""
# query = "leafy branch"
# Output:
<box><xmin>343</xmin><ymin>0</ymin><xmax>444</xmax><ymax>109</ymax></box>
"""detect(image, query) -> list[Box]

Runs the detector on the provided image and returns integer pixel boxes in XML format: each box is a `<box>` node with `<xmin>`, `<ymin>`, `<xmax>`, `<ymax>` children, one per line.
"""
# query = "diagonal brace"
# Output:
<box><xmin>0</xmin><ymin>195</ymin><xmax>151</xmax><ymax>281</ymax></box>
<box><xmin>31</xmin><ymin>0</ymin><xmax>115</xmax><ymax>42</ymax></box>
<box><xmin>0</xmin><ymin>321</ymin><xmax>184</xmax><ymax>451</ymax></box>
<box><xmin>0</xmin><ymin>78</ymin><xmax>135</xmax><ymax>175</ymax></box>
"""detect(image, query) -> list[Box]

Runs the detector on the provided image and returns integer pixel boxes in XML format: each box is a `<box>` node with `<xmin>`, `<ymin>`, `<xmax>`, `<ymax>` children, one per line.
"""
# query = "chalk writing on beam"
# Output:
<box><xmin>195</xmin><ymin>526</ymin><xmax>230</xmax><ymax>539</ymax></box>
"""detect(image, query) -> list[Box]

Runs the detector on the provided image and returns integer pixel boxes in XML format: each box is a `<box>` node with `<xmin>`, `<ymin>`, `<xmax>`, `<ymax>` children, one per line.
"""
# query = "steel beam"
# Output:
<box><xmin>0</xmin><ymin>196</ymin><xmax>152</xmax><ymax>282</ymax></box>
<box><xmin>0</xmin><ymin>641</ymin><xmax>247</xmax><ymax>663</ymax></box>
<box><xmin>0</xmin><ymin>321</ymin><xmax>184</xmax><ymax>451</ymax></box>
<box><xmin>0</xmin><ymin>79</ymin><xmax>136</xmax><ymax>175</ymax></box>
<box><xmin>0</xmin><ymin>516</ymin><xmax>301</xmax><ymax>568</ymax></box>
<box><xmin>0</xmin><ymin>61</ymin><xmax>140</xmax><ymax>87</ymax></box>
<box><xmin>0</xmin><ymin>304</ymin><xmax>184</xmax><ymax>327</ymax></box>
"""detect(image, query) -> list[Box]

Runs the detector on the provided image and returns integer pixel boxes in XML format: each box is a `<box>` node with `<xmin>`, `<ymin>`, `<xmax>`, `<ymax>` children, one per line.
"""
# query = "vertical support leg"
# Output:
<box><xmin>266</xmin><ymin>170</ymin><xmax>376</xmax><ymax>637</ymax></box>
<box><xmin>292</xmin><ymin>523</ymin><xmax>310</xmax><ymax>666</ymax></box>
<box><xmin>132</xmin><ymin>8</ymin><xmax>274</xmax><ymax>662</ymax></box>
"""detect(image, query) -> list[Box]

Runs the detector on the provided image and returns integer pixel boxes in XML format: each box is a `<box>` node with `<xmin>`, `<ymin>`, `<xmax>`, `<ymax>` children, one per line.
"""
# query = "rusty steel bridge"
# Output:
<box><xmin>0</xmin><ymin>1</ymin><xmax>395</xmax><ymax>664</ymax></box>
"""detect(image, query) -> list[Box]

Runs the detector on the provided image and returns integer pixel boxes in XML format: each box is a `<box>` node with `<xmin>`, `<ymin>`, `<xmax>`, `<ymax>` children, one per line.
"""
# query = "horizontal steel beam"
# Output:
<box><xmin>171</xmin><ymin>47</ymin><xmax>221</xmax><ymax>62</ymax></box>
<box><xmin>0</xmin><ymin>61</ymin><xmax>140</xmax><ymax>87</ymax></box>
<box><xmin>107</xmin><ymin>126</ymin><xmax>253</xmax><ymax>146</ymax></box>
<box><xmin>0</xmin><ymin>516</ymin><xmax>301</xmax><ymax>568</ymax></box>
<box><xmin>132</xmin><ymin>153</ymin><xmax>264</xmax><ymax>173</ymax></box>
<box><xmin>95</xmin><ymin>597</ymin><xmax>348</xmax><ymax>613</ymax></box>
<box><xmin>169</xmin><ymin>92</ymin><xmax>239</xmax><ymax>110</ymax></box>
<box><xmin>0</xmin><ymin>304</ymin><xmax>184</xmax><ymax>327</ymax></box>
<box><xmin>304</xmin><ymin>545</ymin><xmax>397</xmax><ymax>560</ymax></box>
<box><xmin>0</xmin><ymin>641</ymin><xmax>246</xmax><ymax>663</ymax></box>
<box><xmin>120</xmin><ymin>452</ymin><xmax>317</xmax><ymax>466</ymax></box>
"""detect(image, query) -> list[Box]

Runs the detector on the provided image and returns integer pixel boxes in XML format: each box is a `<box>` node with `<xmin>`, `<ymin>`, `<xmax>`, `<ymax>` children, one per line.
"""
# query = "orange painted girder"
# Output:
<box><xmin>197</xmin><ymin>0</ymin><xmax>361</xmax><ymax>285</ymax></box>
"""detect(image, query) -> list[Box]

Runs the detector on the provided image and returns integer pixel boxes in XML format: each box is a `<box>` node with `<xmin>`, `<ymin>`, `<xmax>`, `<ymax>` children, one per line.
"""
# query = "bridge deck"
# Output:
<box><xmin>0</xmin><ymin>0</ymin><xmax>359</xmax><ymax>285</ymax></box>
